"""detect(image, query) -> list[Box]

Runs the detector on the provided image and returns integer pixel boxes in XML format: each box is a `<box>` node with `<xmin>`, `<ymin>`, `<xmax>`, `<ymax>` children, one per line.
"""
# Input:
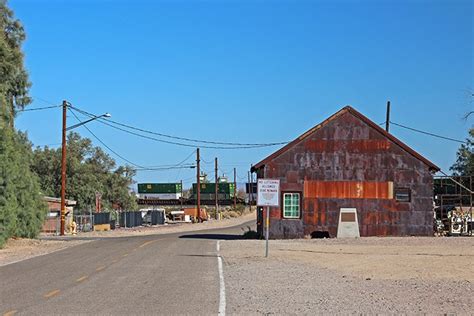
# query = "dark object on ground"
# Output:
<box><xmin>311</xmin><ymin>231</ymin><xmax>330</xmax><ymax>239</ymax></box>
<box><xmin>242</xmin><ymin>226</ymin><xmax>259</xmax><ymax>239</ymax></box>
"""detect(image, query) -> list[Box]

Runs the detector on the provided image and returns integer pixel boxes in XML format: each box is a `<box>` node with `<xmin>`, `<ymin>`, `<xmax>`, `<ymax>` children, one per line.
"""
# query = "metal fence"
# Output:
<box><xmin>74</xmin><ymin>215</ymin><xmax>94</xmax><ymax>232</ymax></box>
<box><xmin>119</xmin><ymin>211</ymin><xmax>165</xmax><ymax>228</ymax></box>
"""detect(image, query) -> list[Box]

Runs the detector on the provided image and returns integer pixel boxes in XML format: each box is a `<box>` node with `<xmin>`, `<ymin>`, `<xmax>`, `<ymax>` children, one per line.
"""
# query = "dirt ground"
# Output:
<box><xmin>221</xmin><ymin>237</ymin><xmax>474</xmax><ymax>315</ymax></box>
<box><xmin>0</xmin><ymin>238</ymin><xmax>88</xmax><ymax>267</ymax></box>
<box><xmin>72</xmin><ymin>210</ymin><xmax>256</xmax><ymax>238</ymax></box>
<box><xmin>0</xmin><ymin>211</ymin><xmax>256</xmax><ymax>267</ymax></box>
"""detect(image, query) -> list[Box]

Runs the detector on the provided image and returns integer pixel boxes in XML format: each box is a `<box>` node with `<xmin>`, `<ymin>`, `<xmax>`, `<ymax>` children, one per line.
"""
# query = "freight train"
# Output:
<box><xmin>191</xmin><ymin>182</ymin><xmax>236</xmax><ymax>201</ymax></box>
<box><xmin>137</xmin><ymin>183</ymin><xmax>182</xmax><ymax>200</ymax></box>
<box><xmin>137</xmin><ymin>182</ymin><xmax>239</xmax><ymax>206</ymax></box>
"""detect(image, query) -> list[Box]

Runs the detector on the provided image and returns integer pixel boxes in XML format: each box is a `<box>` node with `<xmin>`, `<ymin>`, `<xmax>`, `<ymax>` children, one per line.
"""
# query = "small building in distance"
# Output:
<box><xmin>251</xmin><ymin>106</ymin><xmax>440</xmax><ymax>239</ymax></box>
<box><xmin>42</xmin><ymin>196</ymin><xmax>76</xmax><ymax>234</ymax></box>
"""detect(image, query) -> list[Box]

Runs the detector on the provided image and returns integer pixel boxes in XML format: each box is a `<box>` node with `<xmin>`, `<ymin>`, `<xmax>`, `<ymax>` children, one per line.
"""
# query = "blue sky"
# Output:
<box><xmin>12</xmin><ymin>0</ymin><xmax>473</xmax><ymax>188</ymax></box>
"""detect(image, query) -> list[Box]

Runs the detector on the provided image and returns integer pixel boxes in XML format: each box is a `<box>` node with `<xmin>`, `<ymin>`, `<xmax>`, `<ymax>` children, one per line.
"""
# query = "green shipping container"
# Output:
<box><xmin>138</xmin><ymin>183</ymin><xmax>182</xmax><ymax>194</ymax></box>
<box><xmin>192</xmin><ymin>183</ymin><xmax>235</xmax><ymax>196</ymax></box>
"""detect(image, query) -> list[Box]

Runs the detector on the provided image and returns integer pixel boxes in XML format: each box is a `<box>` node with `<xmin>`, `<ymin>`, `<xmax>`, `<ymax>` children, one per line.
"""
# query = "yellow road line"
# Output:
<box><xmin>76</xmin><ymin>276</ymin><xmax>88</xmax><ymax>282</ymax></box>
<box><xmin>44</xmin><ymin>289</ymin><xmax>60</xmax><ymax>299</ymax></box>
<box><xmin>122</xmin><ymin>253</ymin><xmax>129</xmax><ymax>257</ymax></box>
<box><xmin>111</xmin><ymin>259</ymin><xmax>118</xmax><ymax>263</ymax></box>
<box><xmin>96</xmin><ymin>266</ymin><xmax>106</xmax><ymax>272</ymax></box>
<box><xmin>139</xmin><ymin>240</ymin><xmax>156</xmax><ymax>248</ymax></box>
<box><xmin>3</xmin><ymin>310</ymin><xmax>17</xmax><ymax>316</ymax></box>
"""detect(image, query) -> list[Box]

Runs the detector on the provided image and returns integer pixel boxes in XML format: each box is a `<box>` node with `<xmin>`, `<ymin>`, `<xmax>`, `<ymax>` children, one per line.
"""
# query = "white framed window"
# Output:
<box><xmin>283</xmin><ymin>193</ymin><xmax>301</xmax><ymax>219</ymax></box>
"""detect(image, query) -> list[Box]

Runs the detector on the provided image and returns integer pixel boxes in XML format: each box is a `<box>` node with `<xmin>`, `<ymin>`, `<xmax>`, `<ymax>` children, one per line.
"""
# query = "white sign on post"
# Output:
<box><xmin>257</xmin><ymin>179</ymin><xmax>280</xmax><ymax>258</ymax></box>
<box><xmin>257</xmin><ymin>179</ymin><xmax>280</xmax><ymax>207</ymax></box>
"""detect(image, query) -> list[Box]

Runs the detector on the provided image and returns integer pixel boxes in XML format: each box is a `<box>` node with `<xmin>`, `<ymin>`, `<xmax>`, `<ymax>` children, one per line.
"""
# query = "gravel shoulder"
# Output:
<box><xmin>0</xmin><ymin>238</ymin><xmax>88</xmax><ymax>267</ymax></box>
<box><xmin>221</xmin><ymin>237</ymin><xmax>474</xmax><ymax>315</ymax></box>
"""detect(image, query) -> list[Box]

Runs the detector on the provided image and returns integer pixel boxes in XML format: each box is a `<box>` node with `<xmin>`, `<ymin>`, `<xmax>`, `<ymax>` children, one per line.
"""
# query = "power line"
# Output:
<box><xmin>90</xmin><ymin>116</ymin><xmax>269</xmax><ymax>149</ymax></box>
<box><xmin>390</xmin><ymin>121</ymin><xmax>466</xmax><ymax>144</ymax></box>
<box><xmin>69</xmin><ymin>105</ymin><xmax>289</xmax><ymax>148</ymax></box>
<box><xmin>173</xmin><ymin>150</ymin><xmax>197</xmax><ymax>167</ymax></box>
<box><xmin>69</xmin><ymin>107</ymin><xmax>208</xmax><ymax>148</ymax></box>
<box><xmin>18</xmin><ymin>104</ymin><xmax>61</xmax><ymax>112</ymax></box>
<box><xmin>68</xmin><ymin>109</ymin><xmax>145</xmax><ymax>168</ymax></box>
<box><xmin>133</xmin><ymin>165</ymin><xmax>196</xmax><ymax>172</ymax></box>
<box><xmin>32</xmin><ymin>96</ymin><xmax>60</xmax><ymax>107</ymax></box>
<box><xmin>70</xmin><ymin>109</ymin><xmax>200</xmax><ymax>170</ymax></box>
<box><xmin>201</xmin><ymin>157</ymin><xmax>214</xmax><ymax>164</ymax></box>
<box><xmin>172</xmin><ymin>150</ymin><xmax>196</xmax><ymax>181</ymax></box>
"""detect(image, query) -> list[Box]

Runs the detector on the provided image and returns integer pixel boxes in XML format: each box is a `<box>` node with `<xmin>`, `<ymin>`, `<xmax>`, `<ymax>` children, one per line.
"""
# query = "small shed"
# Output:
<box><xmin>42</xmin><ymin>196</ymin><xmax>76</xmax><ymax>233</ymax></box>
<box><xmin>251</xmin><ymin>106</ymin><xmax>440</xmax><ymax>238</ymax></box>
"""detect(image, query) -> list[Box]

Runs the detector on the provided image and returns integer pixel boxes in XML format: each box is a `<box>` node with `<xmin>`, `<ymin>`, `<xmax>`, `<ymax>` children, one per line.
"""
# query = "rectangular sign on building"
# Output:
<box><xmin>257</xmin><ymin>179</ymin><xmax>280</xmax><ymax>207</ymax></box>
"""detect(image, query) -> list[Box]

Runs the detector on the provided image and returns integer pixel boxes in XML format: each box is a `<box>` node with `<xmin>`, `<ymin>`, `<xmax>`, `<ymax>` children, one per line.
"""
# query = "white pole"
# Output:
<box><xmin>265</xmin><ymin>206</ymin><xmax>270</xmax><ymax>258</ymax></box>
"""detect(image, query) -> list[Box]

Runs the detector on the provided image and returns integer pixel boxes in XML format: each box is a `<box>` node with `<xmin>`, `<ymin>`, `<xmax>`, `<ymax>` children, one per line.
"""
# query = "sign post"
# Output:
<box><xmin>257</xmin><ymin>179</ymin><xmax>280</xmax><ymax>258</ymax></box>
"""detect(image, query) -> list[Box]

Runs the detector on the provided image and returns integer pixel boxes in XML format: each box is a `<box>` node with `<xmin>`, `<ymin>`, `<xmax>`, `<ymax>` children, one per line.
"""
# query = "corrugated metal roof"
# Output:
<box><xmin>252</xmin><ymin>106</ymin><xmax>440</xmax><ymax>172</ymax></box>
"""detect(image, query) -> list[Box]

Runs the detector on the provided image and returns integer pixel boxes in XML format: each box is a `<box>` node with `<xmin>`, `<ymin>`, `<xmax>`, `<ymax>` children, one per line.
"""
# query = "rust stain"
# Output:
<box><xmin>304</xmin><ymin>139</ymin><xmax>391</xmax><ymax>152</ymax></box>
<box><xmin>304</xmin><ymin>181</ymin><xmax>393</xmax><ymax>199</ymax></box>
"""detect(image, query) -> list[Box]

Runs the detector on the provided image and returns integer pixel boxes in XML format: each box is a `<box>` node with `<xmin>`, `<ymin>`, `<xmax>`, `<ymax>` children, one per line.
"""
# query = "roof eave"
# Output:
<box><xmin>251</xmin><ymin>105</ymin><xmax>440</xmax><ymax>173</ymax></box>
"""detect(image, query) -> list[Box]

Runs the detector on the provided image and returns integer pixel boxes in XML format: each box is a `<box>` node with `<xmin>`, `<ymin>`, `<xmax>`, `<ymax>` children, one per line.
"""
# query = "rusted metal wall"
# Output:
<box><xmin>257</xmin><ymin>110</ymin><xmax>434</xmax><ymax>238</ymax></box>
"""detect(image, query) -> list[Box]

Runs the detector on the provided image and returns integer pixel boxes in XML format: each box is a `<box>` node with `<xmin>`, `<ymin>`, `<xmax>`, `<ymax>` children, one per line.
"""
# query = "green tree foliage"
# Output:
<box><xmin>0</xmin><ymin>0</ymin><xmax>31</xmax><ymax>122</ymax></box>
<box><xmin>0</xmin><ymin>124</ymin><xmax>46</xmax><ymax>247</ymax></box>
<box><xmin>451</xmin><ymin>128</ymin><xmax>474</xmax><ymax>176</ymax></box>
<box><xmin>0</xmin><ymin>1</ymin><xmax>45</xmax><ymax>248</ymax></box>
<box><xmin>32</xmin><ymin>132</ymin><xmax>137</xmax><ymax>212</ymax></box>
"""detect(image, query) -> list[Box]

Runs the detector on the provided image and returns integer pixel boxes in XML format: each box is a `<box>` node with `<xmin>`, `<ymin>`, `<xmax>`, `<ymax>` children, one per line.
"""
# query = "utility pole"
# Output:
<box><xmin>196</xmin><ymin>148</ymin><xmax>201</xmax><ymax>222</ymax></box>
<box><xmin>233</xmin><ymin>168</ymin><xmax>237</xmax><ymax>209</ymax></box>
<box><xmin>180</xmin><ymin>180</ymin><xmax>183</xmax><ymax>208</ymax></box>
<box><xmin>95</xmin><ymin>192</ymin><xmax>100</xmax><ymax>213</ymax></box>
<box><xmin>215</xmin><ymin>157</ymin><xmax>219</xmax><ymax>220</ymax></box>
<box><xmin>385</xmin><ymin>101</ymin><xmax>391</xmax><ymax>132</ymax></box>
<box><xmin>248</xmin><ymin>170</ymin><xmax>252</xmax><ymax>212</ymax></box>
<box><xmin>60</xmin><ymin>100</ymin><xmax>67</xmax><ymax>236</ymax></box>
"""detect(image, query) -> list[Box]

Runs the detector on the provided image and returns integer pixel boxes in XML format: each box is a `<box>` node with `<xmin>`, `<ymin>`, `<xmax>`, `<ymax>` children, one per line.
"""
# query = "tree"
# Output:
<box><xmin>0</xmin><ymin>0</ymin><xmax>31</xmax><ymax>124</ymax></box>
<box><xmin>0</xmin><ymin>127</ymin><xmax>46</xmax><ymax>246</ymax></box>
<box><xmin>451</xmin><ymin>128</ymin><xmax>474</xmax><ymax>176</ymax></box>
<box><xmin>32</xmin><ymin>132</ymin><xmax>137</xmax><ymax>212</ymax></box>
<box><xmin>0</xmin><ymin>1</ymin><xmax>45</xmax><ymax>248</ymax></box>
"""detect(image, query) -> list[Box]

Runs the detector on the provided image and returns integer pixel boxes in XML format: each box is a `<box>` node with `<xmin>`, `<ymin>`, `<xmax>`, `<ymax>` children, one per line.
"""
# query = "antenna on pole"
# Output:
<box><xmin>385</xmin><ymin>101</ymin><xmax>391</xmax><ymax>132</ymax></box>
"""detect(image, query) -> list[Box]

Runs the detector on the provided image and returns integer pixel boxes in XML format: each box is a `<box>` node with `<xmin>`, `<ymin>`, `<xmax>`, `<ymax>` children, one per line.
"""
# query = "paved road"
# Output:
<box><xmin>0</xmin><ymin>221</ymin><xmax>254</xmax><ymax>316</ymax></box>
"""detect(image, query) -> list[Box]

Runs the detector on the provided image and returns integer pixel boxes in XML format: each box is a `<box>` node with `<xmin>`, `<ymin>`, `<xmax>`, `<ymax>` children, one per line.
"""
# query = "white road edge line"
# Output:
<box><xmin>217</xmin><ymin>240</ymin><xmax>226</xmax><ymax>316</ymax></box>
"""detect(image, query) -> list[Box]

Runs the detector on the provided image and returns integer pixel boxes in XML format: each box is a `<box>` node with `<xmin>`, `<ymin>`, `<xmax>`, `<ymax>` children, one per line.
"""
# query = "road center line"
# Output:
<box><xmin>217</xmin><ymin>240</ymin><xmax>226</xmax><ymax>316</ymax></box>
<box><xmin>76</xmin><ymin>276</ymin><xmax>88</xmax><ymax>282</ymax></box>
<box><xmin>96</xmin><ymin>266</ymin><xmax>106</xmax><ymax>272</ymax></box>
<box><xmin>3</xmin><ymin>310</ymin><xmax>17</xmax><ymax>316</ymax></box>
<box><xmin>44</xmin><ymin>289</ymin><xmax>60</xmax><ymax>299</ymax></box>
<box><xmin>139</xmin><ymin>240</ymin><xmax>156</xmax><ymax>248</ymax></box>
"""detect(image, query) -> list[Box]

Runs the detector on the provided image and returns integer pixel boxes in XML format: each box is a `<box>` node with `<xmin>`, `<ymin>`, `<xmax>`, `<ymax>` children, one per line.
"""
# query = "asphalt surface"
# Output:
<box><xmin>0</xmin><ymin>221</ymin><xmax>254</xmax><ymax>316</ymax></box>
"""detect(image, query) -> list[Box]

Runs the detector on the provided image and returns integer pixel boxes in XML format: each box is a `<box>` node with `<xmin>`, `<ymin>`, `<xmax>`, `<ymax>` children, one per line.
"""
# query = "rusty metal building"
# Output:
<box><xmin>251</xmin><ymin>106</ymin><xmax>440</xmax><ymax>238</ymax></box>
